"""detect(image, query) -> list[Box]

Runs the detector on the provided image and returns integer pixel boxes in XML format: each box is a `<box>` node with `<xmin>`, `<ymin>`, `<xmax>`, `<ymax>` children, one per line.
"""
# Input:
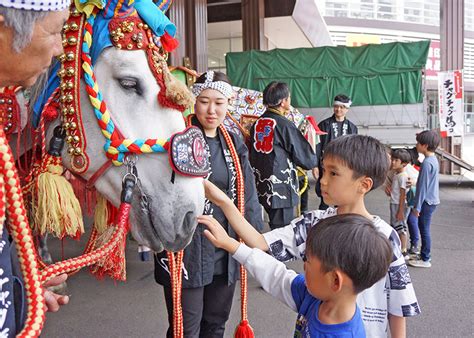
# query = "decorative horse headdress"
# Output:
<box><xmin>34</xmin><ymin>0</ymin><xmax>202</xmax><ymax>174</ymax></box>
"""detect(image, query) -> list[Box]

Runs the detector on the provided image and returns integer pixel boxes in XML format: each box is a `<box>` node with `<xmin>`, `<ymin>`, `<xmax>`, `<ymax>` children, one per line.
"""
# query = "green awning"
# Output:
<box><xmin>226</xmin><ymin>40</ymin><xmax>430</xmax><ymax>108</ymax></box>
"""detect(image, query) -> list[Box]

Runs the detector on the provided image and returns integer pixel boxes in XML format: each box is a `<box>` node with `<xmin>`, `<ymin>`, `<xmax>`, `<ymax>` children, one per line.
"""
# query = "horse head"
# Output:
<box><xmin>39</xmin><ymin>0</ymin><xmax>207</xmax><ymax>252</ymax></box>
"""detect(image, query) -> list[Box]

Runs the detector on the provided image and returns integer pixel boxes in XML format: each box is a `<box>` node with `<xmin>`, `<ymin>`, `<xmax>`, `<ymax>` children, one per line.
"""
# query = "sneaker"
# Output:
<box><xmin>402</xmin><ymin>251</ymin><xmax>410</xmax><ymax>261</ymax></box>
<box><xmin>408</xmin><ymin>259</ymin><xmax>431</xmax><ymax>268</ymax></box>
<box><xmin>408</xmin><ymin>245</ymin><xmax>420</xmax><ymax>255</ymax></box>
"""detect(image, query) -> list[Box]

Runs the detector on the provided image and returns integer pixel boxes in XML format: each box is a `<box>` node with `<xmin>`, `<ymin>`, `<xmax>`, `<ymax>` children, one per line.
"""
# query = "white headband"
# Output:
<box><xmin>334</xmin><ymin>100</ymin><xmax>352</xmax><ymax>108</ymax></box>
<box><xmin>192</xmin><ymin>71</ymin><xmax>234</xmax><ymax>99</ymax></box>
<box><xmin>0</xmin><ymin>0</ymin><xmax>70</xmax><ymax>11</ymax></box>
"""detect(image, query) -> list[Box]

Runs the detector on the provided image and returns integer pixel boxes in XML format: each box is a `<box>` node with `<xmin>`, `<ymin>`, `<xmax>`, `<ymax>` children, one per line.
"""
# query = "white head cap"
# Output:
<box><xmin>0</xmin><ymin>0</ymin><xmax>70</xmax><ymax>11</ymax></box>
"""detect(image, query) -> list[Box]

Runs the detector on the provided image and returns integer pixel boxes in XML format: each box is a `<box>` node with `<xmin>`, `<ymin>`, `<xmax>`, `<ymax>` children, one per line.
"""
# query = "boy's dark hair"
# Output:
<box><xmin>406</xmin><ymin>147</ymin><xmax>419</xmax><ymax>166</ymax></box>
<box><xmin>323</xmin><ymin>134</ymin><xmax>390</xmax><ymax>190</ymax></box>
<box><xmin>391</xmin><ymin>148</ymin><xmax>411</xmax><ymax>164</ymax></box>
<box><xmin>306</xmin><ymin>214</ymin><xmax>392</xmax><ymax>294</ymax></box>
<box><xmin>195</xmin><ymin>71</ymin><xmax>231</xmax><ymax>85</ymax></box>
<box><xmin>263</xmin><ymin>81</ymin><xmax>290</xmax><ymax>108</ymax></box>
<box><xmin>333</xmin><ymin>94</ymin><xmax>351</xmax><ymax>104</ymax></box>
<box><xmin>416</xmin><ymin>130</ymin><xmax>440</xmax><ymax>152</ymax></box>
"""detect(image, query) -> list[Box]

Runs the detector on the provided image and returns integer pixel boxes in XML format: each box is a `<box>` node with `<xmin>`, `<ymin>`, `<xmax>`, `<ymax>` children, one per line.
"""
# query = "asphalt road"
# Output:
<box><xmin>42</xmin><ymin>175</ymin><xmax>474</xmax><ymax>337</ymax></box>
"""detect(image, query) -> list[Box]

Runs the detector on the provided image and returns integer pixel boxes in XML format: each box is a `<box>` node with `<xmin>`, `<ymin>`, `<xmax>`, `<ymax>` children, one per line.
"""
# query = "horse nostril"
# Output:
<box><xmin>184</xmin><ymin>211</ymin><xmax>194</xmax><ymax>228</ymax></box>
<box><xmin>178</xmin><ymin>211</ymin><xmax>195</xmax><ymax>239</ymax></box>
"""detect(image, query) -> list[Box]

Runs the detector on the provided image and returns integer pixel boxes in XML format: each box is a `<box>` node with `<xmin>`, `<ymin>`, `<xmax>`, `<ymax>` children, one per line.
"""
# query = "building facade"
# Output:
<box><xmin>200</xmin><ymin>0</ymin><xmax>474</xmax><ymax>177</ymax></box>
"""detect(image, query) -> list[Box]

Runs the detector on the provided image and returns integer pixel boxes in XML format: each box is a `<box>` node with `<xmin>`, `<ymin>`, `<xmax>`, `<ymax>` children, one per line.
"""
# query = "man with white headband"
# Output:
<box><xmin>0</xmin><ymin>1</ymin><xmax>69</xmax><ymax>335</ymax></box>
<box><xmin>315</xmin><ymin>94</ymin><xmax>358</xmax><ymax>210</ymax></box>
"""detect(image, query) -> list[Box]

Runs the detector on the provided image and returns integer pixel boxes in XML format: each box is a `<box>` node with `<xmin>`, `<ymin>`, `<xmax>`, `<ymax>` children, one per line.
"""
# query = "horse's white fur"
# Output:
<box><xmin>52</xmin><ymin>48</ymin><xmax>204</xmax><ymax>252</ymax></box>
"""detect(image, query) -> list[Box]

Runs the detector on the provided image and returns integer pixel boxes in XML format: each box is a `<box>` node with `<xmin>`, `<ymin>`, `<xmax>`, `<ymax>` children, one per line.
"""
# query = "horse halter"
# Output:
<box><xmin>56</xmin><ymin>6</ymin><xmax>209</xmax><ymax>184</ymax></box>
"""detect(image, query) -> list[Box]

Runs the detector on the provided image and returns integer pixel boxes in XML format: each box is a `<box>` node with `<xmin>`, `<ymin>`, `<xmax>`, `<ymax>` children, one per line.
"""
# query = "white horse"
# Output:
<box><xmin>48</xmin><ymin>46</ymin><xmax>205</xmax><ymax>253</ymax></box>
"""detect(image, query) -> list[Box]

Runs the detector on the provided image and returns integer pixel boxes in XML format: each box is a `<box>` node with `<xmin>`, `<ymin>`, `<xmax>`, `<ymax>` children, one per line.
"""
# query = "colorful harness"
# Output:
<box><xmin>0</xmin><ymin>1</ymin><xmax>212</xmax><ymax>336</ymax></box>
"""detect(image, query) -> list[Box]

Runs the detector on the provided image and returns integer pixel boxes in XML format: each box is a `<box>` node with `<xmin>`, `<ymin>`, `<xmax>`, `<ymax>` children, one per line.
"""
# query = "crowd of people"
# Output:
<box><xmin>0</xmin><ymin>2</ymin><xmax>442</xmax><ymax>337</ymax></box>
<box><xmin>153</xmin><ymin>72</ymin><xmax>440</xmax><ymax>337</ymax></box>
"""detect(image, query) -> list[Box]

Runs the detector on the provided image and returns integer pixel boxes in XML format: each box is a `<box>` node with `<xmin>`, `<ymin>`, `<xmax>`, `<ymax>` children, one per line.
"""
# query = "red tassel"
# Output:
<box><xmin>68</xmin><ymin>173</ymin><xmax>97</xmax><ymax>216</ymax></box>
<box><xmin>234</xmin><ymin>320</ymin><xmax>255</xmax><ymax>338</ymax></box>
<box><xmin>43</xmin><ymin>100</ymin><xmax>59</xmax><ymax>121</ymax></box>
<box><xmin>161</xmin><ymin>31</ymin><xmax>179</xmax><ymax>52</ymax></box>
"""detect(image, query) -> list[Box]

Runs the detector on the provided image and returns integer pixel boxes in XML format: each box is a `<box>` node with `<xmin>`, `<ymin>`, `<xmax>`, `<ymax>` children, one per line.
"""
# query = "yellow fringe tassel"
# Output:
<box><xmin>93</xmin><ymin>194</ymin><xmax>108</xmax><ymax>234</ymax></box>
<box><xmin>32</xmin><ymin>156</ymin><xmax>84</xmax><ymax>239</ymax></box>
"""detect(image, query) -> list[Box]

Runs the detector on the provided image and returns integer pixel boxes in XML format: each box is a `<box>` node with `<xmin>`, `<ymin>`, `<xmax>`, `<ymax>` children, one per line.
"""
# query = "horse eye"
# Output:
<box><xmin>118</xmin><ymin>77</ymin><xmax>142</xmax><ymax>94</ymax></box>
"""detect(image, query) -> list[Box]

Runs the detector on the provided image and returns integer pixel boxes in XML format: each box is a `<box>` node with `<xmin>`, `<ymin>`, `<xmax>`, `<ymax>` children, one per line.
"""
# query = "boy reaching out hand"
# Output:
<box><xmin>203</xmin><ymin>134</ymin><xmax>420</xmax><ymax>338</ymax></box>
<box><xmin>199</xmin><ymin>213</ymin><xmax>392</xmax><ymax>338</ymax></box>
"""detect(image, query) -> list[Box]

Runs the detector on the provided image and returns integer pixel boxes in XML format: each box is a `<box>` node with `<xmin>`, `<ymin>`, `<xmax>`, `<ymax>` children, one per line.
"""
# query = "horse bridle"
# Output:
<box><xmin>57</xmin><ymin>8</ymin><xmax>209</xmax><ymax>188</ymax></box>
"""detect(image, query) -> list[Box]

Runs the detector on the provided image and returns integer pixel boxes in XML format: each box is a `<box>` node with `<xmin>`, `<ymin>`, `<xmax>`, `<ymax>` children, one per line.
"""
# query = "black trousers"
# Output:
<box><xmin>314</xmin><ymin>166</ymin><xmax>329</xmax><ymax>210</ymax></box>
<box><xmin>298</xmin><ymin>176</ymin><xmax>309</xmax><ymax>213</ymax></box>
<box><xmin>163</xmin><ymin>274</ymin><xmax>236</xmax><ymax>338</ymax></box>
<box><xmin>265</xmin><ymin>206</ymin><xmax>296</xmax><ymax>229</ymax></box>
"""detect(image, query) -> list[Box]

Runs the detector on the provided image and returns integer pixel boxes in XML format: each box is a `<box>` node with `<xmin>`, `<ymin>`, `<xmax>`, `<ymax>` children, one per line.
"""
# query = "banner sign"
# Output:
<box><xmin>425</xmin><ymin>40</ymin><xmax>441</xmax><ymax>78</ymax></box>
<box><xmin>438</xmin><ymin>70</ymin><xmax>464</xmax><ymax>137</ymax></box>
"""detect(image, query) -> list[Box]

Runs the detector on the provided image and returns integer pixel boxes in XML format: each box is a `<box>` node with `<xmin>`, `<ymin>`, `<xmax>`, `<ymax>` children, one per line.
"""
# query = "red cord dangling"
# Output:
<box><xmin>219</xmin><ymin>125</ymin><xmax>255</xmax><ymax>338</ymax></box>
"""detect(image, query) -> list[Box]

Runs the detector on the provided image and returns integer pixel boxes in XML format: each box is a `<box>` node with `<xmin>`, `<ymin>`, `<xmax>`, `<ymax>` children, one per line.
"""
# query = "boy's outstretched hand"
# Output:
<box><xmin>203</xmin><ymin>180</ymin><xmax>232</xmax><ymax>207</ymax></box>
<box><xmin>198</xmin><ymin>215</ymin><xmax>240</xmax><ymax>255</ymax></box>
<box><xmin>43</xmin><ymin>274</ymin><xmax>69</xmax><ymax>312</ymax></box>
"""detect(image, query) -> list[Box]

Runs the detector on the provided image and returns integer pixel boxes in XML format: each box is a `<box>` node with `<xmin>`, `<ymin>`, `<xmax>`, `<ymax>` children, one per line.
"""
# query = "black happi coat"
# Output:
<box><xmin>317</xmin><ymin>114</ymin><xmax>358</xmax><ymax>158</ymax></box>
<box><xmin>0</xmin><ymin>228</ymin><xmax>26</xmax><ymax>337</ymax></box>
<box><xmin>249</xmin><ymin>110</ymin><xmax>317</xmax><ymax>210</ymax></box>
<box><xmin>154</xmin><ymin>117</ymin><xmax>263</xmax><ymax>288</ymax></box>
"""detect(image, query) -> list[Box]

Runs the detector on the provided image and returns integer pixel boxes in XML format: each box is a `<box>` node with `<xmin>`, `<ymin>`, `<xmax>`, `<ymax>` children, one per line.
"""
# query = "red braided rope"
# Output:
<box><xmin>0</xmin><ymin>126</ymin><xmax>134</xmax><ymax>336</ymax></box>
<box><xmin>0</xmin><ymin>128</ymin><xmax>46</xmax><ymax>337</ymax></box>
<box><xmin>40</xmin><ymin>203</ymin><xmax>131</xmax><ymax>282</ymax></box>
<box><xmin>219</xmin><ymin>125</ymin><xmax>252</xmax><ymax>327</ymax></box>
<box><xmin>167</xmin><ymin>250</ymin><xmax>184</xmax><ymax>337</ymax></box>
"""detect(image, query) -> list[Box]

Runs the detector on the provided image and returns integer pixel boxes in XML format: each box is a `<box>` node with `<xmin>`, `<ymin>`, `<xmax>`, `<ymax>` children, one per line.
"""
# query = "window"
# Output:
<box><xmin>426</xmin><ymin>90</ymin><xmax>439</xmax><ymax>130</ymax></box>
<box><xmin>466</xmin><ymin>93</ymin><xmax>474</xmax><ymax>134</ymax></box>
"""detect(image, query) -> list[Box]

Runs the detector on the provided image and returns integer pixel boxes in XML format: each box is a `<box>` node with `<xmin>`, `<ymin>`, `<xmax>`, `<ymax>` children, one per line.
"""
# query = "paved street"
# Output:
<box><xmin>42</xmin><ymin>175</ymin><xmax>474</xmax><ymax>337</ymax></box>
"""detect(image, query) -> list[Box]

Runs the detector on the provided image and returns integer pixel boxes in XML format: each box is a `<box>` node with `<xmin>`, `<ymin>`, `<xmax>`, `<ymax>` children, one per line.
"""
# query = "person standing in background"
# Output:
<box><xmin>315</xmin><ymin>94</ymin><xmax>358</xmax><ymax>209</ymax></box>
<box><xmin>249</xmin><ymin>81</ymin><xmax>318</xmax><ymax>229</ymax></box>
<box><xmin>408</xmin><ymin>130</ymin><xmax>440</xmax><ymax>269</ymax></box>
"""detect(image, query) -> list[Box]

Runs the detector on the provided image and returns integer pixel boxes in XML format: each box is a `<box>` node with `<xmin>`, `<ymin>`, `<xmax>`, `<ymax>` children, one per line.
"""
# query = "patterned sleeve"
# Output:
<box><xmin>278</xmin><ymin>119</ymin><xmax>318</xmax><ymax>170</ymax></box>
<box><xmin>383</xmin><ymin>224</ymin><xmax>421</xmax><ymax>317</ymax></box>
<box><xmin>262</xmin><ymin>209</ymin><xmax>336</xmax><ymax>262</ymax></box>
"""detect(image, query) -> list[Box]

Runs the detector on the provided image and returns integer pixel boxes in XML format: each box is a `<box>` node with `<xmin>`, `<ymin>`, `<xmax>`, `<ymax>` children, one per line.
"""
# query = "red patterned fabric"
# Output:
<box><xmin>253</xmin><ymin>118</ymin><xmax>276</xmax><ymax>154</ymax></box>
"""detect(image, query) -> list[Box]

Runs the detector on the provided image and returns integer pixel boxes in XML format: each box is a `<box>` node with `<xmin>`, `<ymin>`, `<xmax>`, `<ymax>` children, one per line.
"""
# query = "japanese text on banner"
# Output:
<box><xmin>438</xmin><ymin>70</ymin><xmax>464</xmax><ymax>137</ymax></box>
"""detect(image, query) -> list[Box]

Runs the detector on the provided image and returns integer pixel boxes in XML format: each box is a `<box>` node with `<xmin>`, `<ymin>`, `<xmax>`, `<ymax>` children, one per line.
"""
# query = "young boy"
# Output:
<box><xmin>204</xmin><ymin>134</ymin><xmax>420</xmax><ymax>338</ymax></box>
<box><xmin>408</xmin><ymin>130</ymin><xmax>440</xmax><ymax>268</ymax></box>
<box><xmin>199</xmin><ymin>213</ymin><xmax>392</xmax><ymax>337</ymax></box>
<box><xmin>389</xmin><ymin>149</ymin><xmax>412</xmax><ymax>258</ymax></box>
